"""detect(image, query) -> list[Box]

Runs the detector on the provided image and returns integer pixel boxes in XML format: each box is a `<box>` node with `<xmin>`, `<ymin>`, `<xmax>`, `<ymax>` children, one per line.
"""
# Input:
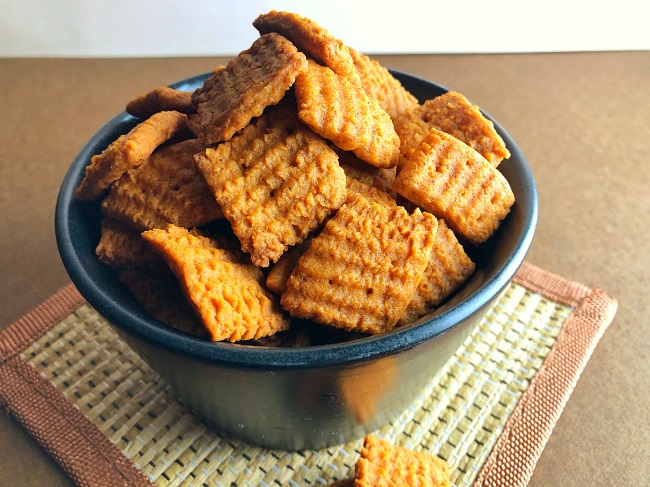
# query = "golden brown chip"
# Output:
<box><xmin>295</xmin><ymin>60</ymin><xmax>399</xmax><ymax>168</ymax></box>
<box><xmin>117</xmin><ymin>268</ymin><xmax>207</xmax><ymax>338</ymax></box>
<box><xmin>348</xmin><ymin>47</ymin><xmax>419</xmax><ymax>121</ymax></box>
<box><xmin>281</xmin><ymin>192</ymin><xmax>437</xmax><ymax>334</ymax></box>
<box><xmin>355</xmin><ymin>435</ymin><xmax>452</xmax><ymax>487</ymax></box>
<box><xmin>76</xmin><ymin>111</ymin><xmax>188</xmax><ymax>201</ymax></box>
<box><xmin>393</xmin><ymin>128</ymin><xmax>515</xmax><ymax>245</ymax></box>
<box><xmin>399</xmin><ymin>219</ymin><xmax>475</xmax><ymax>325</ymax></box>
<box><xmin>346</xmin><ymin>177</ymin><xmax>396</xmax><ymax>208</ymax></box>
<box><xmin>101</xmin><ymin>139</ymin><xmax>223</xmax><ymax>231</ymax></box>
<box><xmin>253</xmin><ymin>10</ymin><xmax>360</xmax><ymax>84</ymax></box>
<box><xmin>141</xmin><ymin>225</ymin><xmax>289</xmax><ymax>342</ymax></box>
<box><xmin>126</xmin><ymin>86</ymin><xmax>195</xmax><ymax>118</ymax></box>
<box><xmin>95</xmin><ymin>218</ymin><xmax>165</xmax><ymax>270</ymax></box>
<box><xmin>190</xmin><ymin>33</ymin><xmax>307</xmax><ymax>144</ymax></box>
<box><xmin>194</xmin><ymin>107</ymin><xmax>347</xmax><ymax>267</ymax></box>
<box><xmin>395</xmin><ymin>91</ymin><xmax>510</xmax><ymax>167</ymax></box>
<box><xmin>335</xmin><ymin>146</ymin><xmax>396</xmax><ymax>198</ymax></box>
<box><xmin>265</xmin><ymin>238</ymin><xmax>312</xmax><ymax>295</ymax></box>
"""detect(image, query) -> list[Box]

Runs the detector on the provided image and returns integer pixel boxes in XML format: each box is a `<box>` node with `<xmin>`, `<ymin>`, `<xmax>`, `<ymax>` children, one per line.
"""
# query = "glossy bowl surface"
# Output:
<box><xmin>56</xmin><ymin>71</ymin><xmax>537</xmax><ymax>449</ymax></box>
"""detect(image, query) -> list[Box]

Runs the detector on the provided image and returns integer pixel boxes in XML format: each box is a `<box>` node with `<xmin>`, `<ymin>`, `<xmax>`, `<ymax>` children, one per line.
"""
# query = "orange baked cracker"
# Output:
<box><xmin>394</xmin><ymin>128</ymin><xmax>514</xmax><ymax>245</ymax></box>
<box><xmin>335</xmin><ymin>146</ymin><xmax>396</xmax><ymax>198</ymax></box>
<box><xmin>191</xmin><ymin>33</ymin><xmax>307</xmax><ymax>144</ymax></box>
<box><xmin>295</xmin><ymin>60</ymin><xmax>399</xmax><ymax>168</ymax></box>
<box><xmin>126</xmin><ymin>86</ymin><xmax>195</xmax><ymax>118</ymax></box>
<box><xmin>141</xmin><ymin>225</ymin><xmax>289</xmax><ymax>342</ymax></box>
<box><xmin>399</xmin><ymin>219</ymin><xmax>475</xmax><ymax>325</ymax></box>
<box><xmin>348</xmin><ymin>47</ymin><xmax>419</xmax><ymax>122</ymax></box>
<box><xmin>253</xmin><ymin>10</ymin><xmax>360</xmax><ymax>84</ymax></box>
<box><xmin>265</xmin><ymin>238</ymin><xmax>312</xmax><ymax>295</ymax></box>
<box><xmin>117</xmin><ymin>268</ymin><xmax>207</xmax><ymax>338</ymax></box>
<box><xmin>395</xmin><ymin>91</ymin><xmax>510</xmax><ymax>167</ymax></box>
<box><xmin>101</xmin><ymin>139</ymin><xmax>223</xmax><ymax>231</ymax></box>
<box><xmin>194</xmin><ymin>107</ymin><xmax>347</xmax><ymax>267</ymax></box>
<box><xmin>76</xmin><ymin>110</ymin><xmax>188</xmax><ymax>201</ymax></box>
<box><xmin>281</xmin><ymin>192</ymin><xmax>437</xmax><ymax>334</ymax></box>
<box><xmin>95</xmin><ymin>218</ymin><xmax>165</xmax><ymax>270</ymax></box>
<box><xmin>355</xmin><ymin>435</ymin><xmax>452</xmax><ymax>487</ymax></box>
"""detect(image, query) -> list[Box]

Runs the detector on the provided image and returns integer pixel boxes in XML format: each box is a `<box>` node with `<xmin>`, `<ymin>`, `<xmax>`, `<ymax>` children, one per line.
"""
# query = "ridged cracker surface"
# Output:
<box><xmin>253</xmin><ymin>10</ymin><xmax>360</xmax><ymax>84</ymax></box>
<box><xmin>142</xmin><ymin>225</ymin><xmax>289</xmax><ymax>342</ymax></box>
<box><xmin>400</xmin><ymin>219</ymin><xmax>475</xmax><ymax>324</ymax></box>
<box><xmin>393</xmin><ymin>128</ymin><xmax>515</xmax><ymax>245</ymax></box>
<box><xmin>295</xmin><ymin>60</ymin><xmax>399</xmax><ymax>168</ymax></box>
<box><xmin>349</xmin><ymin>47</ymin><xmax>419</xmax><ymax>121</ymax></box>
<box><xmin>101</xmin><ymin>139</ymin><xmax>223</xmax><ymax>231</ymax></box>
<box><xmin>355</xmin><ymin>435</ymin><xmax>451</xmax><ymax>487</ymax></box>
<box><xmin>95</xmin><ymin>218</ymin><xmax>164</xmax><ymax>270</ymax></box>
<box><xmin>191</xmin><ymin>33</ymin><xmax>307</xmax><ymax>144</ymax></box>
<box><xmin>395</xmin><ymin>91</ymin><xmax>510</xmax><ymax>167</ymax></box>
<box><xmin>76</xmin><ymin>111</ymin><xmax>188</xmax><ymax>201</ymax></box>
<box><xmin>281</xmin><ymin>192</ymin><xmax>437</xmax><ymax>334</ymax></box>
<box><xmin>194</xmin><ymin>108</ymin><xmax>347</xmax><ymax>267</ymax></box>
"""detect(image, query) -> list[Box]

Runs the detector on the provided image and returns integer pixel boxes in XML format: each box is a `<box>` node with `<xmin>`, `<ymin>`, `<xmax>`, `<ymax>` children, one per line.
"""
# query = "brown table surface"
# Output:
<box><xmin>1</xmin><ymin>52</ymin><xmax>649</xmax><ymax>486</ymax></box>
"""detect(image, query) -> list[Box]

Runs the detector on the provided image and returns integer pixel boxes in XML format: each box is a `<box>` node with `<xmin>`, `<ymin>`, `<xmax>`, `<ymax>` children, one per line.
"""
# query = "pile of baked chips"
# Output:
<box><xmin>79</xmin><ymin>10</ymin><xmax>514</xmax><ymax>345</ymax></box>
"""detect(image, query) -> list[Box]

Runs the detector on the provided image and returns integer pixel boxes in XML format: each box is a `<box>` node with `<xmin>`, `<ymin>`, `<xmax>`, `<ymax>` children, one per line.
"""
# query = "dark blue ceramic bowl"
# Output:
<box><xmin>56</xmin><ymin>71</ymin><xmax>537</xmax><ymax>450</ymax></box>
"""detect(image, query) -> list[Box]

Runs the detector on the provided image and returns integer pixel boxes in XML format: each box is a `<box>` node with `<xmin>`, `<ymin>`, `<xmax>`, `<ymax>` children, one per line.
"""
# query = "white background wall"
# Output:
<box><xmin>2</xmin><ymin>0</ymin><xmax>648</xmax><ymax>57</ymax></box>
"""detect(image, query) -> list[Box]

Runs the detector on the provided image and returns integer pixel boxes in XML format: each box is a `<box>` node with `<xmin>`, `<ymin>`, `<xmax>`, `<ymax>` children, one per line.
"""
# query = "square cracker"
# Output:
<box><xmin>191</xmin><ymin>33</ymin><xmax>307</xmax><ymax>144</ymax></box>
<box><xmin>295</xmin><ymin>60</ymin><xmax>400</xmax><ymax>168</ymax></box>
<box><xmin>253</xmin><ymin>10</ymin><xmax>360</xmax><ymax>85</ymax></box>
<box><xmin>348</xmin><ymin>47</ymin><xmax>419</xmax><ymax>122</ymax></box>
<box><xmin>194</xmin><ymin>107</ymin><xmax>347</xmax><ymax>267</ymax></box>
<box><xmin>395</xmin><ymin>91</ymin><xmax>510</xmax><ymax>167</ymax></box>
<box><xmin>101</xmin><ymin>139</ymin><xmax>223</xmax><ymax>231</ymax></box>
<box><xmin>393</xmin><ymin>127</ymin><xmax>515</xmax><ymax>245</ymax></box>
<box><xmin>95</xmin><ymin>217</ymin><xmax>165</xmax><ymax>270</ymax></box>
<box><xmin>76</xmin><ymin>110</ymin><xmax>188</xmax><ymax>201</ymax></box>
<box><xmin>281</xmin><ymin>192</ymin><xmax>437</xmax><ymax>335</ymax></box>
<box><xmin>141</xmin><ymin>225</ymin><xmax>289</xmax><ymax>342</ymax></box>
<box><xmin>399</xmin><ymin>219</ymin><xmax>475</xmax><ymax>325</ymax></box>
<box><xmin>355</xmin><ymin>435</ymin><xmax>451</xmax><ymax>487</ymax></box>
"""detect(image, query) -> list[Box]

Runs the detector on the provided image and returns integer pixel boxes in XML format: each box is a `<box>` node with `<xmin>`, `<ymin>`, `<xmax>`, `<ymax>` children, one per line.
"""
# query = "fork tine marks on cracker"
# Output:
<box><xmin>281</xmin><ymin>192</ymin><xmax>437</xmax><ymax>335</ymax></box>
<box><xmin>142</xmin><ymin>225</ymin><xmax>289</xmax><ymax>342</ymax></box>
<box><xmin>393</xmin><ymin>128</ymin><xmax>515</xmax><ymax>245</ymax></box>
<box><xmin>195</xmin><ymin>106</ymin><xmax>347</xmax><ymax>267</ymax></box>
<box><xmin>76</xmin><ymin>110</ymin><xmax>188</xmax><ymax>201</ymax></box>
<box><xmin>190</xmin><ymin>33</ymin><xmax>308</xmax><ymax>145</ymax></box>
<box><xmin>101</xmin><ymin>139</ymin><xmax>223</xmax><ymax>231</ymax></box>
<box><xmin>295</xmin><ymin>60</ymin><xmax>400</xmax><ymax>168</ymax></box>
<box><xmin>253</xmin><ymin>10</ymin><xmax>361</xmax><ymax>85</ymax></box>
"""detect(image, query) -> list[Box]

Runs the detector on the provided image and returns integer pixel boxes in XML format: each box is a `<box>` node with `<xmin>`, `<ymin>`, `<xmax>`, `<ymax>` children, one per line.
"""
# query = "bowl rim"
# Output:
<box><xmin>55</xmin><ymin>70</ymin><xmax>537</xmax><ymax>370</ymax></box>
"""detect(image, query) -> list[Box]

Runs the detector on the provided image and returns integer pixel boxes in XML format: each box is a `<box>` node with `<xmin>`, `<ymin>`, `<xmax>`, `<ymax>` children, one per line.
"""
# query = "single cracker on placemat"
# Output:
<box><xmin>190</xmin><ymin>33</ymin><xmax>307</xmax><ymax>144</ymax></box>
<box><xmin>101</xmin><ymin>139</ymin><xmax>223</xmax><ymax>231</ymax></box>
<box><xmin>76</xmin><ymin>110</ymin><xmax>188</xmax><ymax>201</ymax></box>
<box><xmin>126</xmin><ymin>86</ymin><xmax>195</xmax><ymax>118</ymax></box>
<box><xmin>117</xmin><ymin>268</ymin><xmax>207</xmax><ymax>338</ymax></box>
<box><xmin>142</xmin><ymin>225</ymin><xmax>289</xmax><ymax>342</ymax></box>
<box><xmin>194</xmin><ymin>107</ymin><xmax>347</xmax><ymax>267</ymax></box>
<box><xmin>399</xmin><ymin>219</ymin><xmax>475</xmax><ymax>325</ymax></box>
<box><xmin>95</xmin><ymin>218</ymin><xmax>165</xmax><ymax>270</ymax></box>
<box><xmin>355</xmin><ymin>435</ymin><xmax>452</xmax><ymax>487</ymax></box>
<box><xmin>395</xmin><ymin>91</ymin><xmax>510</xmax><ymax>167</ymax></box>
<box><xmin>281</xmin><ymin>192</ymin><xmax>437</xmax><ymax>334</ymax></box>
<box><xmin>393</xmin><ymin>128</ymin><xmax>515</xmax><ymax>245</ymax></box>
<box><xmin>253</xmin><ymin>10</ymin><xmax>360</xmax><ymax>85</ymax></box>
<box><xmin>348</xmin><ymin>47</ymin><xmax>419</xmax><ymax>121</ymax></box>
<box><xmin>295</xmin><ymin>60</ymin><xmax>399</xmax><ymax>168</ymax></box>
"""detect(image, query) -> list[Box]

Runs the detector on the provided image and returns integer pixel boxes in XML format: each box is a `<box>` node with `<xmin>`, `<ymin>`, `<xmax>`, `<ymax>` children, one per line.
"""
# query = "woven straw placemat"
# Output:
<box><xmin>0</xmin><ymin>262</ymin><xmax>617</xmax><ymax>487</ymax></box>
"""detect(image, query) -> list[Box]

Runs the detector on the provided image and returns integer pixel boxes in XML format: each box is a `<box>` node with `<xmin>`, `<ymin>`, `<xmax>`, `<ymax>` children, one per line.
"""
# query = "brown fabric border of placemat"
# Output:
<box><xmin>0</xmin><ymin>262</ymin><xmax>618</xmax><ymax>487</ymax></box>
<box><xmin>0</xmin><ymin>285</ymin><xmax>155</xmax><ymax>487</ymax></box>
<box><xmin>473</xmin><ymin>262</ymin><xmax>618</xmax><ymax>487</ymax></box>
